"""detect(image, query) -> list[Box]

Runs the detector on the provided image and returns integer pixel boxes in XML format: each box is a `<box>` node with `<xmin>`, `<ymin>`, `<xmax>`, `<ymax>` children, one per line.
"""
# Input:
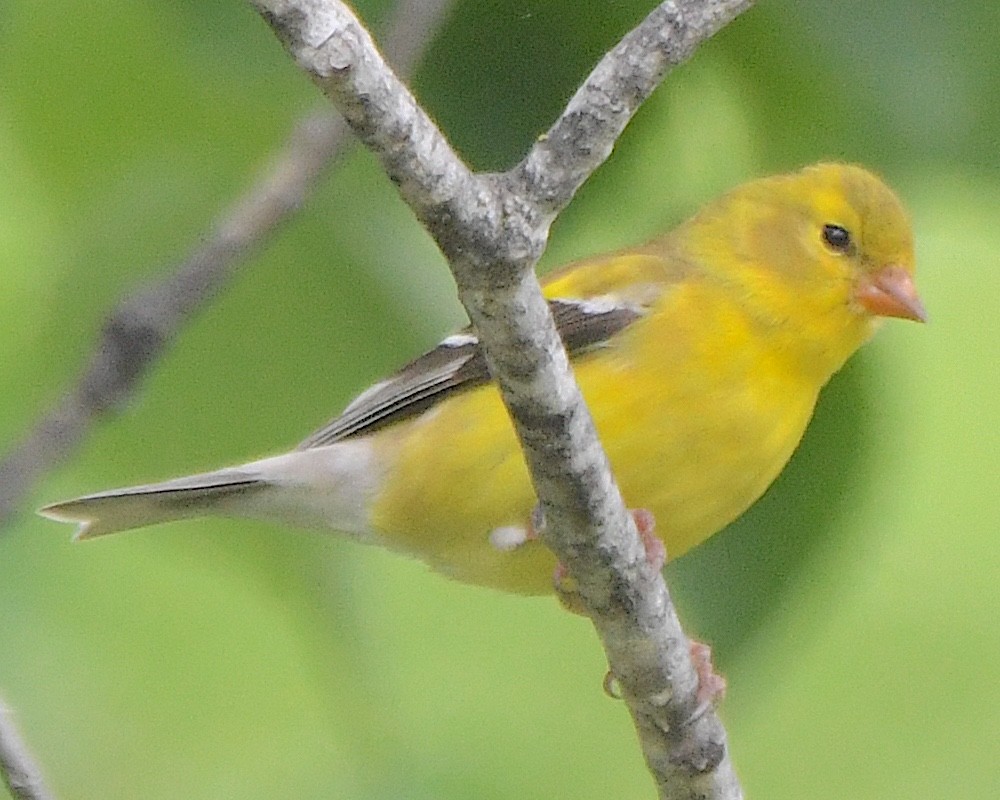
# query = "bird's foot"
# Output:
<box><xmin>686</xmin><ymin>640</ymin><xmax>727</xmax><ymax>717</ymax></box>
<box><xmin>601</xmin><ymin>640</ymin><xmax>726</xmax><ymax>716</ymax></box>
<box><xmin>553</xmin><ymin>508</ymin><xmax>664</xmax><ymax>614</ymax></box>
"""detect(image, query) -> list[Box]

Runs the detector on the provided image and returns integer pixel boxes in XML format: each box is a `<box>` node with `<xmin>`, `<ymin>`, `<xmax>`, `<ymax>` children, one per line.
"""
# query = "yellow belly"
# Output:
<box><xmin>369</xmin><ymin>285</ymin><xmax>821</xmax><ymax>594</ymax></box>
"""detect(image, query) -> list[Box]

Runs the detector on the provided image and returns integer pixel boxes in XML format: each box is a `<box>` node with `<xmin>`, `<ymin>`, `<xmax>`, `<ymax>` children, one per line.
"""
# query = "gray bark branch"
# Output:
<box><xmin>251</xmin><ymin>2</ymin><xmax>752</xmax><ymax>798</ymax></box>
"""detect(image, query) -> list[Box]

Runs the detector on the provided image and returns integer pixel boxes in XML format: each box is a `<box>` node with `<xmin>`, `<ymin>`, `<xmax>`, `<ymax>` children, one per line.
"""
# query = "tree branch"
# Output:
<box><xmin>0</xmin><ymin>697</ymin><xmax>54</xmax><ymax>800</ymax></box>
<box><xmin>252</xmin><ymin>2</ymin><xmax>752</xmax><ymax>798</ymax></box>
<box><xmin>0</xmin><ymin>0</ymin><xmax>452</xmax><ymax>529</ymax></box>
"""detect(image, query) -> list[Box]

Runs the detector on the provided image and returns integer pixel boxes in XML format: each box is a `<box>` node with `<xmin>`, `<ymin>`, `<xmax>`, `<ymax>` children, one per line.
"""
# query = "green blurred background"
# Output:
<box><xmin>2</xmin><ymin>1</ymin><xmax>998</xmax><ymax>798</ymax></box>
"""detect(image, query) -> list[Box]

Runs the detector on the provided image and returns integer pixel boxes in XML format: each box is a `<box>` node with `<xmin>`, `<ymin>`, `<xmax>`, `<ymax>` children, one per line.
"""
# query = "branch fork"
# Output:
<box><xmin>1</xmin><ymin>2</ymin><xmax>753</xmax><ymax>797</ymax></box>
<box><xmin>251</xmin><ymin>2</ymin><xmax>752</xmax><ymax>798</ymax></box>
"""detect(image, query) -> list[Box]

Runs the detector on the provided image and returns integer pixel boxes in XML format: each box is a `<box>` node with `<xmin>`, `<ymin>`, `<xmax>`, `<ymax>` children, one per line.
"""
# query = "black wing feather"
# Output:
<box><xmin>299</xmin><ymin>298</ymin><xmax>645</xmax><ymax>449</ymax></box>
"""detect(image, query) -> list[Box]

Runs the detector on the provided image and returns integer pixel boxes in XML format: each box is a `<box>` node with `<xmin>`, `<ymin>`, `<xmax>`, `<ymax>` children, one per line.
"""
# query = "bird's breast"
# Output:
<box><xmin>576</xmin><ymin>283</ymin><xmax>822</xmax><ymax>559</ymax></box>
<box><xmin>368</xmin><ymin>281</ymin><xmax>823</xmax><ymax>594</ymax></box>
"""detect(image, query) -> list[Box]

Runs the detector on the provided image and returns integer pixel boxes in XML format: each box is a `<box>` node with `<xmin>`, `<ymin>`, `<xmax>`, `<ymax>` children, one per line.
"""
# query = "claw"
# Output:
<box><xmin>631</xmin><ymin>508</ymin><xmax>666</xmax><ymax>571</ymax></box>
<box><xmin>553</xmin><ymin>561</ymin><xmax>586</xmax><ymax>614</ymax></box>
<box><xmin>688</xmin><ymin>640</ymin><xmax>726</xmax><ymax>713</ymax></box>
<box><xmin>602</xmin><ymin>641</ymin><xmax>726</xmax><ymax>724</ymax></box>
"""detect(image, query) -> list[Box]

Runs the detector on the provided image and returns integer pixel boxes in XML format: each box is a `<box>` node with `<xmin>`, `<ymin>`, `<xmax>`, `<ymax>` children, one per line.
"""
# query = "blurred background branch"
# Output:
<box><xmin>0</xmin><ymin>698</ymin><xmax>53</xmax><ymax>800</ymax></box>
<box><xmin>0</xmin><ymin>0</ymin><xmax>453</xmax><ymax>530</ymax></box>
<box><xmin>0</xmin><ymin>1</ymin><xmax>450</xmax><ymax>797</ymax></box>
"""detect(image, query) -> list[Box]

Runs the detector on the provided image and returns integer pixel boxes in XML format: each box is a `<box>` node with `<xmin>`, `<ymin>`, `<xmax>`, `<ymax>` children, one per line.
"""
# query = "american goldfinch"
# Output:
<box><xmin>41</xmin><ymin>163</ymin><xmax>925</xmax><ymax>595</ymax></box>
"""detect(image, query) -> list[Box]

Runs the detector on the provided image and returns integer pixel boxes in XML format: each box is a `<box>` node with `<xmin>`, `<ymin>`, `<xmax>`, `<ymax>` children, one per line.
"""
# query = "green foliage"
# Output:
<box><xmin>2</xmin><ymin>1</ymin><xmax>998</xmax><ymax>798</ymax></box>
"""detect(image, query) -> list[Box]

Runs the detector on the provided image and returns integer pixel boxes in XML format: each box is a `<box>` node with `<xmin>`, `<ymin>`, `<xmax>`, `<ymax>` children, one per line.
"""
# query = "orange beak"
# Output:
<box><xmin>855</xmin><ymin>265</ymin><xmax>927</xmax><ymax>323</ymax></box>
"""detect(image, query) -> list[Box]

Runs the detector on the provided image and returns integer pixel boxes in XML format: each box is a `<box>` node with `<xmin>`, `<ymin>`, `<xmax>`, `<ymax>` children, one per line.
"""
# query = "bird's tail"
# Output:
<box><xmin>38</xmin><ymin>469</ymin><xmax>268</xmax><ymax>540</ymax></box>
<box><xmin>39</xmin><ymin>443</ymin><xmax>380</xmax><ymax>541</ymax></box>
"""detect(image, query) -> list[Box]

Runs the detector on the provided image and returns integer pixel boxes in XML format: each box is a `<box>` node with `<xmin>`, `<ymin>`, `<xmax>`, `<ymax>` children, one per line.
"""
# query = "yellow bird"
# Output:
<box><xmin>41</xmin><ymin>163</ymin><xmax>926</xmax><ymax>596</ymax></box>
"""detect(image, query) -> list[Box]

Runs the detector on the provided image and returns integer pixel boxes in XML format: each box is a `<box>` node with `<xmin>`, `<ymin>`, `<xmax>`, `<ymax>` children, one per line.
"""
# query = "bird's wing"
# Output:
<box><xmin>298</xmin><ymin>296</ymin><xmax>648</xmax><ymax>449</ymax></box>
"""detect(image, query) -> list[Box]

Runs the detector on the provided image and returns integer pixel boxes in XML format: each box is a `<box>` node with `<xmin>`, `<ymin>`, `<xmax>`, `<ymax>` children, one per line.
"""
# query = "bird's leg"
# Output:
<box><xmin>627</xmin><ymin>513</ymin><xmax>726</xmax><ymax>709</ymax></box>
<box><xmin>551</xmin><ymin>508</ymin><xmax>726</xmax><ymax>707</ymax></box>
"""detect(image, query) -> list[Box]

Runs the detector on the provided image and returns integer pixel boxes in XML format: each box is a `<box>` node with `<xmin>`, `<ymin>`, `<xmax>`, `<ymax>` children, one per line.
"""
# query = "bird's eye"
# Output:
<box><xmin>822</xmin><ymin>224</ymin><xmax>852</xmax><ymax>253</ymax></box>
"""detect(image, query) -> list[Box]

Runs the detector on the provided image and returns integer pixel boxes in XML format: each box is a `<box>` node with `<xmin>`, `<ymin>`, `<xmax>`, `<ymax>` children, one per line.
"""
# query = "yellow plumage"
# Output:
<box><xmin>41</xmin><ymin>163</ymin><xmax>925</xmax><ymax>598</ymax></box>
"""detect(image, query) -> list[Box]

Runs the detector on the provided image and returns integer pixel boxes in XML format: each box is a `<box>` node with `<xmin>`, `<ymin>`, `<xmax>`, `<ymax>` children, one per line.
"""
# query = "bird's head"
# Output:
<box><xmin>679</xmin><ymin>162</ymin><xmax>926</xmax><ymax>376</ymax></box>
<box><xmin>789</xmin><ymin>162</ymin><xmax>925</xmax><ymax>324</ymax></box>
